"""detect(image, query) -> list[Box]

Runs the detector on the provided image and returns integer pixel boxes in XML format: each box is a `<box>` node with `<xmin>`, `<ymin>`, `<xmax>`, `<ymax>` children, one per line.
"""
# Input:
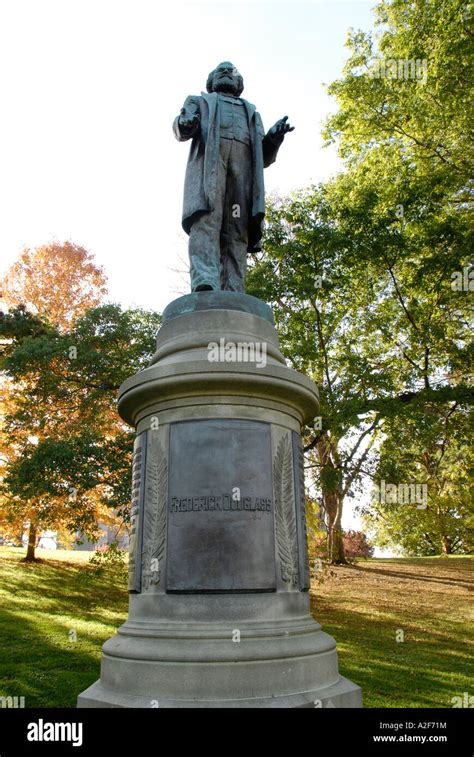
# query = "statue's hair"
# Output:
<box><xmin>206</xmin><ymin>62</ymin><xmax>244</xmax><ymax>96</ymax></box>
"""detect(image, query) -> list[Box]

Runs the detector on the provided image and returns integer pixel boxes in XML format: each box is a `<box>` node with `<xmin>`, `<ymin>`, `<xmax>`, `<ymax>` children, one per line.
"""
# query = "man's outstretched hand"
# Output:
<box><xmin>267</xmin><ymin>115</ymin><xmax>295</xmax><ymax>143</ymax></box>
<box><xmin>178</xmin><ymin>108</ymin><xmax>200</xmax><ymax>135</ymax></box>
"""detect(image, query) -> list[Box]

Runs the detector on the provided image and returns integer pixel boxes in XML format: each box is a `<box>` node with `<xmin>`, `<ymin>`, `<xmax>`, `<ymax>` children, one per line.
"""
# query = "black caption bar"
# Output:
<box><xmin>0</xmin><ymin>707</ymin><xmax>471</xmax><ymax>755</ymax></box>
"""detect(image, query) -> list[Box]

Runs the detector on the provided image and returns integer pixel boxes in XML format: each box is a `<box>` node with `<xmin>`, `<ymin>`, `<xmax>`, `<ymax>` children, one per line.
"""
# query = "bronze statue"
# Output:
<box><xmin>174</xmin><ymin>62</ymin><xmax>294</xmax><ymax>292</ymax></box>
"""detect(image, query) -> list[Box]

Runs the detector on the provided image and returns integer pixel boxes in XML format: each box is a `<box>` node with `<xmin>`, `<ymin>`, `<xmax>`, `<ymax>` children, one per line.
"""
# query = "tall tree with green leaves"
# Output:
<box><xmin>362</xmin><ymin>402</ymin><xmax>473</xmax><ymax>555</ymax></box>
<box><xmin>248</xmin><ymin>0</ymin><xmax>473</xmax><ymax>560</ymax></box>
<box><xmin>247</xmin><ymin>192</ymin><xmax>384</xmax><ymax>563</ymax></box>
<box><xmin>1</xmin><ymin>304</ymin><xmax>161</xmax><ymax>560</ymax></box>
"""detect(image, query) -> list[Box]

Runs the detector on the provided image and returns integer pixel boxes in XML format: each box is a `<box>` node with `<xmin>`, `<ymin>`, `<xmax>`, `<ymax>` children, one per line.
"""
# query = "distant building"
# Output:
<box><xmin>36</xmin><ymin>530</ymin><xmax>58</xmax><ymax>549</ymax></box>
<box><xmin>74</xmin><ymin>525</ymin><xmax>129</xmax><ymax>551</ymax></box>
<box><xmin>21</xmin><ymin>522</ymin><xmax>129</xmax><ymax>551</ymax></box>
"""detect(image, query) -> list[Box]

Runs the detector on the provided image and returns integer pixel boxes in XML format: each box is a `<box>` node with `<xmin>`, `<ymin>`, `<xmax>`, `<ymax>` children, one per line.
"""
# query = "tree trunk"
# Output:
<box><xmin>316</xmin><ymin>433</ymin><xmax>347</xmax><ymax>565</ymax></box>
<box><xmin>324</xmin><ymin>490</ymin><xmax>347</xmax><ymax>564</ymax></box>
<box><xmin>25</xmin><ymin>521</ymin><xmax>37</xmax><ymax>562</ymax></box>
<box><xmin>441</xmin><ymin>534</ymin><xmax>452</xmax><ymax>555</ymax></box>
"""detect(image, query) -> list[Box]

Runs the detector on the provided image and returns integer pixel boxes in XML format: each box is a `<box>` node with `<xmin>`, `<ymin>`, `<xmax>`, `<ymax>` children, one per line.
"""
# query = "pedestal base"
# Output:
<box><xmin>78</xmin><ymin>678</ymin><xmax>361</xmax><ymax>708</ymax></box>
<box><xmin>77</xmin><ymin>293</ymin><xmax>362</xmax><ymax>709</ymax></box>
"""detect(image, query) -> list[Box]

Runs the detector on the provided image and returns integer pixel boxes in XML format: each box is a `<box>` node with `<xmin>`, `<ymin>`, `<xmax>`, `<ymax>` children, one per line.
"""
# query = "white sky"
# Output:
<box><xmin>0</xmin><ymin>0</ymin><xmax>376</xmax><ymax>310</ymax></box>
<box><xmin>0</xmin><ymin>0</ymin><xmax>384</xmax><ymax>541</ymax></box>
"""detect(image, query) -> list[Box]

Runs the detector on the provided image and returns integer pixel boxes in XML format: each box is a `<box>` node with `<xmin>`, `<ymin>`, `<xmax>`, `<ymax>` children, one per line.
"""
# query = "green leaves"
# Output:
<box><xmin>1</xmin><ymin>304</ymin><xmax>162</xmax><ymax>539</ymax></box>
<box><xmin>325</xmin><ymin>0</ymin><xmax>473</xmax><ymax>184</ymax></box>
<box><xmin>248</xmin><ymin>0</ymin><xmax>472</xmax><ymax>558</ymax></box>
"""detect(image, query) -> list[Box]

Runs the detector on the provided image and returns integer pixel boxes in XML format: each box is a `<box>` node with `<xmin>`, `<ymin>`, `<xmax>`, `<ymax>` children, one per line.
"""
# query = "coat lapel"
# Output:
<box><xmin>200</xmin><ymin>92</ymin><xmax>219</xmax><ymax>209</ymax></box>
<box><xmin>242</xmin><ymin>98</ymin><xmax>256</xmax><ymax>125</ymax></box>
<box><xmin>200</xmin><ymin>91</ymin><xmax>218</xmax><ymax>137</ymax></box>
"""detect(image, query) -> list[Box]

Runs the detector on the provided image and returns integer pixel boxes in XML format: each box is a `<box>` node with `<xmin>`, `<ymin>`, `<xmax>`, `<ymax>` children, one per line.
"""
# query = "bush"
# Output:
<box><xmin>78</xmin><ymin>542</ymin><xmax>128</xmax><ymax>584</ymax></box>
<box><xmin>342</xmin><ymin>530</ymin><xmax>374</xmax><ymax>559</ymax></box>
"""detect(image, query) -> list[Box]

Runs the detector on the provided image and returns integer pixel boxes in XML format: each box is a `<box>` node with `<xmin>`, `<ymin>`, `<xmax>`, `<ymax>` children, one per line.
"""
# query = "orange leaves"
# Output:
<box><xmin>1</xmin><ymin>241</ymin><xmax>107</xmax><ymax>332</ymax></box>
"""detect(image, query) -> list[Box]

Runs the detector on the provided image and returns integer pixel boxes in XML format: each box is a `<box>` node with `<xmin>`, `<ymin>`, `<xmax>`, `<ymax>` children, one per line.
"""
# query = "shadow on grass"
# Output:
<box><xmin>0</xmin><ymin>556</ymin><xmax>128</xmax><ymax>707</ymax></box>
<box><xmin>350</xmin><ymin>562</ymin><xmax>474</xmax><ymax>589</ymax></box>
<box><xmin>311</xmin><ymin>599</ymin><xmax>472</xmax><ymax>707</ymax></box>
<box><xmin>0</xmin><ymin>606</ymin><xmax>113</xmax><ymax>707</ymax></box>
<box><xmin>310</xmin><ymin>561</ymin><xmax>473</xmax><ymax>708</ymax></box>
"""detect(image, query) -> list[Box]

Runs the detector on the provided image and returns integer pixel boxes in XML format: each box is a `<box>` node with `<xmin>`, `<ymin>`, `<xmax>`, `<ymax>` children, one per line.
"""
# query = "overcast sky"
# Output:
<box><xmin>0</xmin><ymin>0</ymin><xmax>376</xmax><ymax>311</ymax></box>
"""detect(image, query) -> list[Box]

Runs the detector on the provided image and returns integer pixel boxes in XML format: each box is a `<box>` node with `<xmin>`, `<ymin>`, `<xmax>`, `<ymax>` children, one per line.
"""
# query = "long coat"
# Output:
<box><xmin>173</xmin><ymin>92</ymin><xmax>281</xmax><ymax>252</ymax></box>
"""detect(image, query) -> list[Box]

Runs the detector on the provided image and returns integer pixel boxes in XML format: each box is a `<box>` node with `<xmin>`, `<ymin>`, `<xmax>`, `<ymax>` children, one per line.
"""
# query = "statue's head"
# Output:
<box><xmin>206</xmin><ymin>61</ymin><xmax>244</xmax><ymax>97</ymax></box>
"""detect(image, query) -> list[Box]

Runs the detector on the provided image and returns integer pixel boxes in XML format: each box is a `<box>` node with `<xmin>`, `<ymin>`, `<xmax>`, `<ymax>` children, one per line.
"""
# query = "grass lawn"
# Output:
<box><xmin>311</xmin><ymin>557</ymin><xmax>473</xmax><ymax>707</ymax></box>
<box><xmin>0</xmin><ymin>547</ymin><xmax>128</xmax><ymax>708</ymax></box>
<box><xmin>0</xmin><ymin>547</ymin><xmax>472</xmax><ymax>707</ymax></box>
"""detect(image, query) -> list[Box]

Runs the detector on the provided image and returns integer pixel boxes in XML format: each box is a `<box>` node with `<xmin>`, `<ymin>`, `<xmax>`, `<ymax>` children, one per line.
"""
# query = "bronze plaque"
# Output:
<box><xmin>166</xmin><ymin>419</ymin><xmax>276</xmax><ymax>592</ymax></box>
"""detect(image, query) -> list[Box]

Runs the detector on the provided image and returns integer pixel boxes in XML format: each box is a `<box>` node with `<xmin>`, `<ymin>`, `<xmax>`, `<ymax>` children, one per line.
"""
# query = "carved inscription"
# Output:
<box><xmin>170</xmin><ymin>495</ymin><xmax>272</xmax><ymax>512</ymax></box>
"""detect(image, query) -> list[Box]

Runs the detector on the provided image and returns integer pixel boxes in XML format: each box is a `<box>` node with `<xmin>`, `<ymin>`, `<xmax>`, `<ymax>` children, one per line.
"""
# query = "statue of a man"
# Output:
<box><xmin>173</xmin><ymin>62</ymin><xmax>294</xmax><ymax>292</ymax></box>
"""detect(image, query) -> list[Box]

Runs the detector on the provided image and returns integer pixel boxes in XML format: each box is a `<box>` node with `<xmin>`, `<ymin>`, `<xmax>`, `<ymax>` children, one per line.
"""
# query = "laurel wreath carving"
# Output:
<box><xmin>273</xmin><ymin>434</ymin><xmax>298</xmax><ymax>586</ymax></box>
<box><xmin>141</xmin><ymin>441</ymin><xmax>168</xmax><ymax>590</ymax></box>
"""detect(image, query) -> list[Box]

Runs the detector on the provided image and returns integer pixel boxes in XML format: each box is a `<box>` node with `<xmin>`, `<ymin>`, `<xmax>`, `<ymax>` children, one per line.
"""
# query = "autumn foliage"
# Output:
<box><xmin>1</xmin><ymin>242</ymin><xmax>107</xmax><ymax>332</ymax></box>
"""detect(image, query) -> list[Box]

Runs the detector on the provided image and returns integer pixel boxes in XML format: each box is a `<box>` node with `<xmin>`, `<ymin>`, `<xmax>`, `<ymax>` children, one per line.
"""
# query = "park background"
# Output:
<box><xmin>0</xmin><ymin>0</ymin><xmax>472</xmax><ymax>708</ymax></box>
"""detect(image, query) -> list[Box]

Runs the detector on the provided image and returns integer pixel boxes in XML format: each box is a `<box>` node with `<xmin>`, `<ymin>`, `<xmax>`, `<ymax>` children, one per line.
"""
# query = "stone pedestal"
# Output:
<box><xmin>77</xmin><ymin>292</ymin><xmax>361</xmax><ymax>708</ymax></box>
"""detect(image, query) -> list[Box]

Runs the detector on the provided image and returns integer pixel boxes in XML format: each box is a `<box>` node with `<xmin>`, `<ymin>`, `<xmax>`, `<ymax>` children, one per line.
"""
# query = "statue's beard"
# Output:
<box><xmin>213</xmin><ymin>78</ymin><xmax>240</xmax><ymax>96</ymax></box>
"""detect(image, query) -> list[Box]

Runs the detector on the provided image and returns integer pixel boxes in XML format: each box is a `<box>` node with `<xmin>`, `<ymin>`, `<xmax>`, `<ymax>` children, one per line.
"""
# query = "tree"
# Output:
<box><xmin>1</xmin><ymin>242</ymin><xmax>107</xmax><ymax>559</ymax></box>
<box><xmin>247</xmin><ymin>192</ymin><xmax>384</xmax><ymax>563</ymax></box>
<box><xmin>342</xmin><ymin>531</ymin><xmax>374</xmax><ymax>559</ymax></box>
<box><xmin>324</xmin><ymin>0</ymin><xmax>472</xmax><ymax>193</ymax></box>
<box><xmin>247</xmin><ymin>0</ymin><xmax>472</xmax><ymax>561</ymax></box>
<box><xmin>361</xmin><ymin>402</ymin><xmax>473</xmax><ymax>555</ymax></box>
<box><xmin>0</xmin><ymin>304</ymin><xmax>161</xmax><ymax>560</ymax></box>
<box><xmin>321</xmin><ymin>0</ymin><xmax>473</xmax><ymax>555</ymax></box>
<box><xmin>1</xmin><ymin>241</ymin><xmax>107</xmax><ymax>332</ymax></box>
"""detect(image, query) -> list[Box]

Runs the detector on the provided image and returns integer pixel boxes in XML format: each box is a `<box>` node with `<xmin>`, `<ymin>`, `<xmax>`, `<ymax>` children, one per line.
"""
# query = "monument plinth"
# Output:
<box><xmin>77</xmin><ymin>292</ymin><xmax>362</xmax><ymax>707</ymax></box>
